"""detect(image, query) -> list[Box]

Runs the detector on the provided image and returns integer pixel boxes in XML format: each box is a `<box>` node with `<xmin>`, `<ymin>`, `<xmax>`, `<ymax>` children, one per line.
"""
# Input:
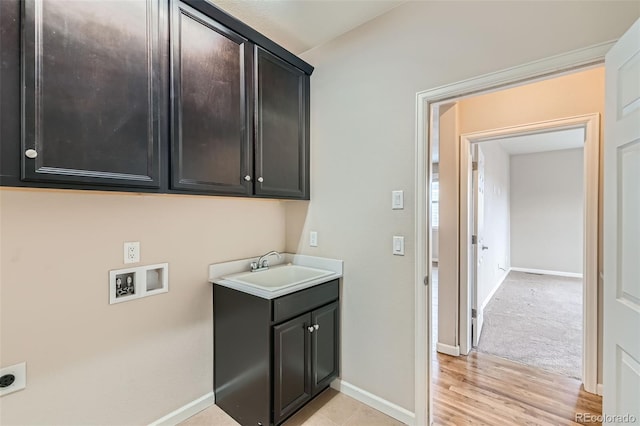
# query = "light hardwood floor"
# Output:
<box><xmin>432</xmin><ymin>351</ymin><xmax>603</xmax><ymax>426</ymax></box>
<box><xmin>181</xmin><ymin>352</ymin><xmax>601</xmax><ymax>426</ymax></box>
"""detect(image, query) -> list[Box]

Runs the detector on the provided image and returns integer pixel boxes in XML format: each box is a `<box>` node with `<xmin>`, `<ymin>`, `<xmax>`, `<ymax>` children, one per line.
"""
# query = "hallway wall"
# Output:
<box><xmin>510</xmin><ymin>148</ymin><xmax>584</xmax><ymax>274</ymax></box>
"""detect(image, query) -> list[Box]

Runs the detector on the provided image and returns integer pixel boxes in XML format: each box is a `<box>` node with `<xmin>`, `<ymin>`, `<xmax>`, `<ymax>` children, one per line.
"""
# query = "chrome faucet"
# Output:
<box><xmin>251</xmin><ymin>251</ymin><xmax>281</xmax><ymax>272</ymax></box>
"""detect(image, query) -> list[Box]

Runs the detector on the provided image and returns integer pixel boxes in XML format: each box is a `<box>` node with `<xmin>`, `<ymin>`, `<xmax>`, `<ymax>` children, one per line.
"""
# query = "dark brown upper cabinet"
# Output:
<box><xmin>170</xmin><ymin>1</ymin><xmax>253</xmax><ymax>195</ymax></box>
<box><xmin>254</xmin><ymin>47</ymin><xmax>310</xmax><ymax>199</ymax></box>
<box><xmin>2</xmin><ymin>0</ymin><xmax>313</xmax><ymax>198</ymax></box>
<box><xmin>21</xmin><ymin>0</ymin><xmax>163</xmax><ymax>188</ymax></box>
<box><xmin>170</xmin><ymin>18</ymin><xmax>311</xmax><ymax>199</ymax></box>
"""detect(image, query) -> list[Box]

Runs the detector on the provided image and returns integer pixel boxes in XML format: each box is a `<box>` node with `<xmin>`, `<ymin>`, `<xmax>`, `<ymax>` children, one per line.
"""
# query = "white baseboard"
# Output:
<box><xmin>436</xmin><ymin>342</ymin><xmax>460</xmax><ymax>356</ymax></box>
<box><xmin>510</xmin><ymin>267</ymin><xmax>583</xmax><ymax>279</ymax></box>
<box><xmin>597</xmin><ymin>383</ymin><xmax>603</xmax><ymax>396</ymax></box>
<box><xmin>480</xmin><ymin>268</ymin><xmax>511</xmax><ymax>311</ymax></box>
<box><xmin>150</xmin><ymin>392</ymin><xmax>215</xmax><ymax>426</ymax></box>
<box><xmin>331</xmin><ymin>379</ymin><xmax>414</xmax><ymax>425</ymax></box>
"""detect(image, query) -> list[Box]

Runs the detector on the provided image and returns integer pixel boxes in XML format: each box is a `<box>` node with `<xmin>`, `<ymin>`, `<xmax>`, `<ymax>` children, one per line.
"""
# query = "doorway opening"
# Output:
<box><xmin>456</xmin><ymin>110</ymin><xmax>600</xmax><ymax>388</ymax></box>
<box><xmin>464</xmin><ymin>125</ymin><xmax>590</xmax><ymax>381</ymax></box>
<box><xmin>423</xmin><ymin>65</ymin><xmax>604</xmax><ymax>425</ymax></box>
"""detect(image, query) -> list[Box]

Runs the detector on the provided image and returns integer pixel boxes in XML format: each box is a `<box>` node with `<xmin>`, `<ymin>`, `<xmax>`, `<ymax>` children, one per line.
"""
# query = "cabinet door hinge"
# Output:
<box><xmin>471</xmin><ymin>308</ymin><xmax>477</xmax><ymax>318</ymax></box>
<box><xmin>472</xmin><ymin>235</ymin><xmax>477</xmax><ymax>244</ymax></box>
<box><xmin>472</xmin><ymin>161</ymin><xmax>478</xmax><ymax>171</ymax></box>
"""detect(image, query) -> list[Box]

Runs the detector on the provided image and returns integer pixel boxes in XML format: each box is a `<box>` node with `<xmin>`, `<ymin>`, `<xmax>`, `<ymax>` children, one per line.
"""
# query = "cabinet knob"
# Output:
<box><xmin>25</xmin><ymin>149</ymin><xmax>38</xmax><ymax>159</ymax></box>
<box><xmin>314</xmin><ymin>324</ymin><xmax>320</xmax><ymax>330</ymax></box>
<box><xmin>244</xmin><ymin>175</ymin><xmax>251</xmax><ymax>182</ymax></box>
<box><xmin>307</xmin><ymin>326</ymin><xmax>315</xmax><ymax>333</ymax></box>
<box><xmin>257</xmin><ymin>177</ymin><xmax>264</xmax><ymax>183</ymax></box>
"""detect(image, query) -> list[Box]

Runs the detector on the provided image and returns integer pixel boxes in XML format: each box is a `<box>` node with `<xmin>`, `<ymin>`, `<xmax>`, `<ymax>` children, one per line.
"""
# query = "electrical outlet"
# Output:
<box><xmin>0</xmin><ymin>362</ymin><xmax>26</xmax><ymax>396</ymax></box>
<box><xmin>310</xmin><ymin>231</ymin><xmax>318</xmax><ymax>247</ymax></box>
<box><xmin>124</xmin><ymin>242</ymin><xmax>140</xmax><ymax>264</ymax></box>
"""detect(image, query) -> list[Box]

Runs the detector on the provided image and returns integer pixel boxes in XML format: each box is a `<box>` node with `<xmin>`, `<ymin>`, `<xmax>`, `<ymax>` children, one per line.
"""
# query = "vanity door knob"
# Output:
<box><xmin>307</xmin><ymin>326</ymin><xmax>315</xmax><ymax>333</ymax></box>
<box><xmin>257</xmin><ymin>177</ymin><xmax>264</xmax><ymax>183</ymax></box>
<box><xmin>25</xmin><ymin>149</ymin><xmax>38</xmax><ymax>159</ymax></box>
<box><xmin>244</xmin><ymin>175</ymin><xmax>251</xmax><ymax>182</ymax></box>
<box><xmin>314</xmin><ymin>324</ymin><xmax>320</xmax><ymax>330</ymax></box>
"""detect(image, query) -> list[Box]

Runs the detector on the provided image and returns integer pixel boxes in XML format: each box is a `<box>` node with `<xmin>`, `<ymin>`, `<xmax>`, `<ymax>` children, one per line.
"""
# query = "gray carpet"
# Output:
<box><xmin>477</xmin><ymin>271</ymin><xmax>582</xmax><ymax>379</ymax></box>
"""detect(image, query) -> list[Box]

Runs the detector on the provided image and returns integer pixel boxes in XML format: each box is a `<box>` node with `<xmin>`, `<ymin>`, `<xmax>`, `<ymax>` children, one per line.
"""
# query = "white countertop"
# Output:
<box><xmin>209</xmin><ymin>253</ymin><xmax>343</xmax><ymax>299</ymax></box>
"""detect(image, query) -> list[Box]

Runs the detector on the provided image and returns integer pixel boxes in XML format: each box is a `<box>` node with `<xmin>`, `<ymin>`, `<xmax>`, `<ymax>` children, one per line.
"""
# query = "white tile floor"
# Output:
<box><xmin>180</xmin><ymin>388</ymin><xmax>403</xmax><ymax>426</ymax></box>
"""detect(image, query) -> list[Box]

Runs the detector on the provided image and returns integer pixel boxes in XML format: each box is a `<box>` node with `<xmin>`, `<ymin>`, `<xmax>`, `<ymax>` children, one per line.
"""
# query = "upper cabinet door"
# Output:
<box><xmin>170</xmin><ymin>1</ymin><xmax>252</xmax><ymax>195</ymax></box>
<box><xmin>254</xmin><ymin>47</ymin><xmax>310</xmax><ymax>199</ymax></box>
<box><xmin>21</xmin><ymin>0</ymin><xmax>163</xmax><ymax>187</ymax></box>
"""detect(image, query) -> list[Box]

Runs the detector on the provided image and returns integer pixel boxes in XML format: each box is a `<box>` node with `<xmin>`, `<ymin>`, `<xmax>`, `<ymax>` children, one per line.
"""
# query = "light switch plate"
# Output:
<box><xmin>392</xmin><ymin>190</ymin><xmax>404</xmax><ymax>209</ymax></box>
<box><xmin>393</xmin><ymin>236</ymin><xmax>405</xmax><ymax>256</ymax></box>
<box><xmin>310</xmin><ymin>231</ymin><xmax>318</xmax><ymax>247</ymax></box>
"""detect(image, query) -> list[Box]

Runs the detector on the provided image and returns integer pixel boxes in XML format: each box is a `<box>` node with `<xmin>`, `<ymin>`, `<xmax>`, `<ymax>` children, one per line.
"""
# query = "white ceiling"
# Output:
<box><xmin>210</xmin><ymin>0</ymin><xmax>406</xmax><ymax>54</ymax></box>
<box><xmin>209</xmin><ymin>2</ymin><xmax>585</xmax><ymax>160</ymax></box>
<box><xmin>493</xmin><ymin>128</ymin><xmax>585</xmax><ymax>155</ymax></box>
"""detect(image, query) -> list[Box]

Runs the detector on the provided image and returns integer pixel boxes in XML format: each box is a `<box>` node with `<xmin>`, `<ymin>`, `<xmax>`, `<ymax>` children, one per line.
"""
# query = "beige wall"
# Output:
<box><xmin>0</xmin><ymin>188</ymin><xmax>285</xmax><ymax>425</ymax></box>
<box><xmin>436</xmin><ymin>66</ymin><xmax>605</xmax><ymax>381</ymax></box>
<box><xmin>458</xmin><ymin>68</ymin><xmax>606</xmax><ymax>134</ymax></box>
<box><xmin>286</xmin><ymin>1</ymin><xmax>637</xmax><ymax>412</ymax></box>
<box><xmin>437</xmin><ymin>104</ymin><xmax>460</xmax><ymax>350</ymax></box>
<box><xmin>2</xmin><ymin>2</ymin><xmax>638</xmax><ymax>422</ymax></box>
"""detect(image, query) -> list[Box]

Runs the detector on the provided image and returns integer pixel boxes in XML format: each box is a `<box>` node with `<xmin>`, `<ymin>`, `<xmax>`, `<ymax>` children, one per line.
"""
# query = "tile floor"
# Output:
<box><xmin>180</xmin><ymin>388</ymin><xmax>403</xmax><ymax>426</ymax></box>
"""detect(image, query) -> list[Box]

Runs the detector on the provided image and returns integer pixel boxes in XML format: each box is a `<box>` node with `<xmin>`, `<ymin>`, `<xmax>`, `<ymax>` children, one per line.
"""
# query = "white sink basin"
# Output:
<box><xmin>225</xmin><ymin>265</ymin><xmax>334</xmax><ymax>291</ymax></box>
<box><xmin>210</xmin><ymin>254</ymin><xmax>343</xmax><ymax>299</ymax></box>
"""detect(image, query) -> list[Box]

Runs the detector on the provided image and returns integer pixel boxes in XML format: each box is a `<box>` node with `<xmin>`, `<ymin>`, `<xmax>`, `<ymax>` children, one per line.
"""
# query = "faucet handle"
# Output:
<box><xmin>250</xmin><ymin>262</ymin><xmax>258</xmax><ymax>271</ymax></box>
<box><xmin>260</xmin><ymin>259</ymin><xmax>269</xmax><ymax>268</ymax></box>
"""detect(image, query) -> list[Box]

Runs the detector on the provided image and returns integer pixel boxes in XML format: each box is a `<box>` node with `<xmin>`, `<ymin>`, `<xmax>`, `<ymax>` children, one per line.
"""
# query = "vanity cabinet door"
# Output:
<box><xmin>170</xmin><ymin>0</ymin><xmax>252</xmax><ymax>195</ymax></box>
<box><xmin>311</xmin><ymin>301</ymin><xmax>340</xmax><ymax>396</ymax></box>
<box><xmin>254</xmin><ymin>46</ymin><xmax>309</xmax><ymax>199</ymax></box>
<box><xmin>21</xmin><ymin>0</ymin><xmax>163</xmax><ymax>187</ymax></box>
<box><xmin>273</xmin><ymin>313</ymin><xmax>312</xmax><ymax>424</ymax></box>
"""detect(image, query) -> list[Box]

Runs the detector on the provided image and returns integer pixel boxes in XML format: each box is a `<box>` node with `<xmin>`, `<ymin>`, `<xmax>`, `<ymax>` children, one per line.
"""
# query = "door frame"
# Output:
<box><xmin>459</xmin><ymin>114</ymin><xmax>600</xmax><ymax>395</ymax></box>
<box><xmin>414</xmin><ymin>40</ymin><xmax>614</xmax><ymax>425</ymax></box>
<box><xmin>470</xmin><ymin>144</ymin><xmax>485</xmax><ymax>348</ymax></box>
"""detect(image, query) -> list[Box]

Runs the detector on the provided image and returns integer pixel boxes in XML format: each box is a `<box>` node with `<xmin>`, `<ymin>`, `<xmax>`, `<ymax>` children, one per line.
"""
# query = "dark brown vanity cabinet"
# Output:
<box><xmin>214</xmin><ymin>280</ymin><xmax>340</xmax><ymax>426</ymax></box>
<box><xmin>273</xmin><ymin>301</ymin><xmax>339</xmax><ymax>424</ymax></box>
<box><xmin>20</xmin><ymin>0</ymin><xmax>163</xmax><ymax>188</ymax></box>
